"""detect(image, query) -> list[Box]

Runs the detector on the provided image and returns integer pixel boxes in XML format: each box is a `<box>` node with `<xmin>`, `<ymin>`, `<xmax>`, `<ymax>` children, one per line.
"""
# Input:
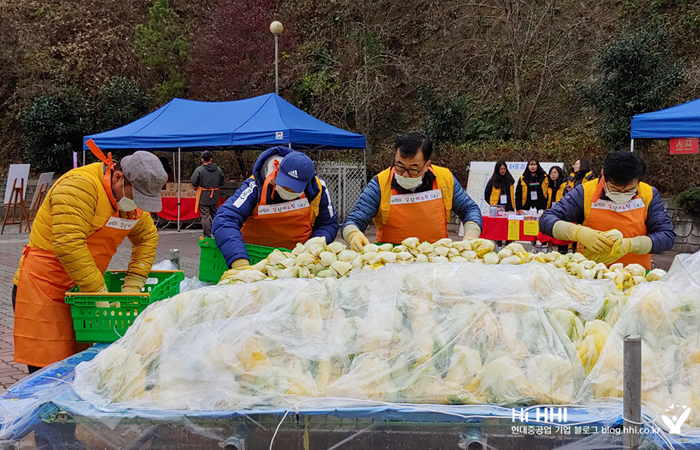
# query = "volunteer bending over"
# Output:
<box><xmin>342</xmin><ymin>132</ymin><xmax>482</xmax><ymax>250</ymax></box>
<box><xmin>540</xmin><ymin>151</ymin><xmax>675</xmax><ymax>269</ymax></box>
<box><xmin>13</xmin><ymin>145</ymin><xmax>166</xmax><ymax>372</ymax></box>
<box><xmin>213</xmin><ymin>147</ymin><xmax>339</xmax><ymax>269</ymax></box>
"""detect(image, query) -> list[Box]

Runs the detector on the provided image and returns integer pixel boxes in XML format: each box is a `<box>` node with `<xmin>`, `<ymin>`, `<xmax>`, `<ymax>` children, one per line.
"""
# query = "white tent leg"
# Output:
<box><xmin>177</xmin><ymin>147</ymin><xmax>181</xmax><ymax>232</ymax></box>
<box><xmin>630</xmin><ymin>139</ymin><xmax>635</xmax><ymax>153</ymax></box>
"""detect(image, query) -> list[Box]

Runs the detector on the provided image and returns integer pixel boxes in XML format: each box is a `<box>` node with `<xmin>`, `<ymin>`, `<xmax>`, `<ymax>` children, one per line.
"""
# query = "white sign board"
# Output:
<box><xmin>30</xmin><ymin>172</ymin><xmax>54</xmax><ymax>210</ymax></box>
<box><xmin>465</xmin><ymin>161</ymin><xmax>565</xmax><ymax>215</ymax></box>
<box><xmin>4</xmin><ymin>164</ymin><xmax>30</xmax><ymax>205</ymax></box>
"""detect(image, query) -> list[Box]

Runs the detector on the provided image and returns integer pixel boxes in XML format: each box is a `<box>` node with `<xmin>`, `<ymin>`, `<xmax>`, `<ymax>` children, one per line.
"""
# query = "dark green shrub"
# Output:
<box><xmin>96</xmin><ymin>77</ymin><xmax>150</xmax><ymax>132</ymax></box>
<box><xmin>20</xmin><ymin>88</ymin><xmax>91</xmax><ymax>173</ymax></box>
<box><xmin>579</xmin><ymin>25</ymin><xmax>685</xmax><ymax>149</ymax></box>
<box><xmin>677</xmin><ymin>187</ymin><xmax>700</xmax><ymax>216</ymax></box>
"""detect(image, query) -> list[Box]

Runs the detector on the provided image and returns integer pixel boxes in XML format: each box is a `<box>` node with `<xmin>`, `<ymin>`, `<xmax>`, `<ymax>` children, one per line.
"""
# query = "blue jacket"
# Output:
<box><xmin>212</xmin><ymin>147</ymin><xmax>339</xmax><ymax>266</ymax></box>
<box><xmin>539</xmin><ymin>184</ymin><xmax>676</xmax><ymax>253</ymax></box>
<box><xmin>343</xmin><ymin>169</ymin><xmax>482</xmax><ymax>233</ymax></box>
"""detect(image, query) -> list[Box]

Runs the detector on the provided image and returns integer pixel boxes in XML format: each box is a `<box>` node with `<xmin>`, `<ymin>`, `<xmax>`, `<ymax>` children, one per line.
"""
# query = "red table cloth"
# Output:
<box><xmin>479</xmin><ymin>216</ymin><xmax>572</xmax><ymax>246</ymax></box>
<box><xmin>157</xmin><ymin>197</ymin><xmax>226</xmax><ymax>221</ymax></box>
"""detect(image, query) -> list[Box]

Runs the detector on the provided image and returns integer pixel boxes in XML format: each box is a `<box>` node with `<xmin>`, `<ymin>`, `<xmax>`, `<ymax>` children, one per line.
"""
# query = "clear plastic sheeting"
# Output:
<box><xmin>151</xmin><ymin>259</ymin><xmax>213</xmax><ymax>293</ymax></box>
<box><xmin>580</xmin><ymin>250</ymin><xmax>700</xmax><ymax>436</ymax></box>
<box><xmin>73</xmin><ymin>262</ymin><xmax>609</xmax><ymax>411</ymax></box>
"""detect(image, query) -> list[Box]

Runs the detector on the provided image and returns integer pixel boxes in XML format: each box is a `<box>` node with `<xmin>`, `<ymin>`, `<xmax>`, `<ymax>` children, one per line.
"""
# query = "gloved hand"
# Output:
<box><xmin>121</xmin><ymin>274</ymin><xmax>147</xmax><ymax>294</ymax></box>
<box><xmin>343</xmin><ymin>224</ymin><xmax>370</xmax><ymax>252</ymax></box>
<box><xmin>597</xmin><ymin>236</ymin><xmax>652</xmax><ymax>265</ymax></box>
<box><xmin>230</xmin><ymin>258</ymin><xmax>250</xmax><ymax>270</ymax></box>
<box><xmin>462</xmin><ymin>221</ymin><xmax>482</xmax><ymax>240</ymax></box>
<box><xmin>552</xmin><ymin>221</ymin><xmax>613</xmax><ymax>254</ymax></box>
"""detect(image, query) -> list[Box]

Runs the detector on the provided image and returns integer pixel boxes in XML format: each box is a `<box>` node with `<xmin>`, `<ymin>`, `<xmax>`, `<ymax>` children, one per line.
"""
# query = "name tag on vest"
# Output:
<box><xmin>390</xmin><ymin>189</ymin><xmax>443</xmax><ymax>205</ymax></box>
<box><xmin>105</xmin><ymin>216</ymin><xmax>139</xmax><ymax>230</ymax></box>
<box><xmin>591</xmin><ymin>198</ymin><xmax>645</xmax><ymax>212</ymax></box>
<box><xmin>258</xmin><ymin>198</ymin><xmax>310</xmax><ymax>215</ymax></box>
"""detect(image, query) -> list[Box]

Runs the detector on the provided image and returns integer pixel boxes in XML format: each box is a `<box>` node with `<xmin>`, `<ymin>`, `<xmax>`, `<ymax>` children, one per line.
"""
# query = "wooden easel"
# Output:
<box><xmin>25</xmin><ymin>182</ymin><xmax>48</xmax><ymax>231</ymax></box>
<box><xmin>2</xmin><ymin>178</ymin><xmax>31</xmax><ymax>234</ymax></box>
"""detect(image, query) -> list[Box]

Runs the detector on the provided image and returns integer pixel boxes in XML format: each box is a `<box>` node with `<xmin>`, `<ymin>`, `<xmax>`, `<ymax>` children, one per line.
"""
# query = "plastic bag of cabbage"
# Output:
<box><xmin>579</xmin><ymin>251</ymin><xmax>700</xmax><ymax>431</ymax></box>
<box><xmin>74</xmin><ymin>261</ymin><xmax>616</xmax><ymax>411</ymax></box>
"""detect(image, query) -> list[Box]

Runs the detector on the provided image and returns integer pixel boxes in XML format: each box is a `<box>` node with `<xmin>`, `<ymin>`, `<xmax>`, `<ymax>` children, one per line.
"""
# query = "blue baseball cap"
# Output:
<box><xmin>275</xmin><ymin>152</ymin><xmax>314</xmax><ymax>193</ymax></box>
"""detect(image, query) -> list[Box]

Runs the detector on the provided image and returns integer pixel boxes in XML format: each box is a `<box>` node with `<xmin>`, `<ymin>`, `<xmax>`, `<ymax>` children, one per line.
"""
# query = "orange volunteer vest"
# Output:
<box><xmin>240</xmin><ymin>167</ymin><xmax>322</xmax><ymax>249</ymax></box>
<box><xmin>374</xmin><ymin>166</ymin><xmax>454</xmax><ymax>244</ymax></box>
<box><xmin>581</xmin><ymin>178</ymin><xmax>653</xmax><ymax>269</ymax></box>
<box><xmin>14</xmin><ymin>143</ymin><xmax>143</xmax><ymax>367</ymax></box>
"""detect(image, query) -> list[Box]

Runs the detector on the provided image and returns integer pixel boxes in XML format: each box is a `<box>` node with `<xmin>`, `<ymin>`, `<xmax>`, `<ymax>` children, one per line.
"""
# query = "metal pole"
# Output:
<box><xmin>83</xmin><ymin>148</ymin><xmax>86</xmax><ymax>166</ymax></box>
<box><xmin>623</xmin><ymin>335</ymin><xmax>641</xmax><ymax>449</ymax></box>
<box><xmin>275</xmin><ymin>35</ymin><xmax>279</xmax><ymax>95</ymax></box>
<box><xmin>169</xmin><ymin>249</ymin><xmax>181</xmax><ymax>270</ymax></box>
<box><xmin>177</xmin><ymin>147</ymin><xmax>181</xmax><ymax>232</ymax></box>
<box><xmin>630</xmin><ymin>139</ymin><xmax>635</xmax><ymax>153</ymax></box>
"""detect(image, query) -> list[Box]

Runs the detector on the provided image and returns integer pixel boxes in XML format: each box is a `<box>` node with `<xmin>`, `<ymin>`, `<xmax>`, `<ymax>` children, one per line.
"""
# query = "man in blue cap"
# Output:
<box><xmin>213</xmin><ymin>147</ymin><xmax>339</xmax><ymax>269</ymax></box>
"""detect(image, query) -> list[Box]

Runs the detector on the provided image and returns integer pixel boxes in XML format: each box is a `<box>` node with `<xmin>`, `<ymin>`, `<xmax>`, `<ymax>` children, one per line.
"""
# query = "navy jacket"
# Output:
<box><xmin>539</xmin><ymin>184</ymin><xmax>676</xmax><ymax>253</ymax></box>
<box><xmin>212</xmin><ymin>147</ymin><xmax>339</xmax><ymax>266</ymax></box>
<box><xmin>343</xmin><ymin>168</ymin><xmax>482</xmax><ymax>233</ymax></box>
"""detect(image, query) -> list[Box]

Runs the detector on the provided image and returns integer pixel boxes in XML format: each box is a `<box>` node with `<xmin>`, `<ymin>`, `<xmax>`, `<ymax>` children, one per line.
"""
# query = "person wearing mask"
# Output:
<box><xmin>342</xmin><ymin>132</ymin><xmax>482</xmax><ymax>249</ymax></box>
<box><xmin>516</xmin><ymin>159</ymin><xmax>549</xmax><ymax>211</ymax></box>
<box><xmin>191</xmin><ymin>151</ymin><xmax>226</xmax><ymax>238</ymax></box>
<box><xmin>484</xmin><ymin>161</ymin><xmax>516</xmax><ymax>212</ymax></box>
<box><xmin>540</xmin><ymin>151</ymin><xmax>675</xmax><ymax>269</ymax></box>
<box><xmin>13</xmin><ymin>141</ymin><xmax>165</xmax><ymax>372</ymax></box>
<box><xmin>547</xmin><ymin>166</ymin><xmax>567</xmax><ymax>209</ymax></box>
<box><xmin>213</xmin><ymin>147</ymin><xmax>338</xmax><ymax>269</ymax></box>
<box><xmin>566</xmin><ymin>158</ymin><xmax>596</xmax><ymax>192</ymax></box>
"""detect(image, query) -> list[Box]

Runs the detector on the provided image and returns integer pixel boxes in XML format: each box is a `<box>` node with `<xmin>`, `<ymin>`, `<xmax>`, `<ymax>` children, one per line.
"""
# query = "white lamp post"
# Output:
<box><xmin>270</xmin><ymin>21</ymin><xmax>284</xmax><ymax>94</ymax></box>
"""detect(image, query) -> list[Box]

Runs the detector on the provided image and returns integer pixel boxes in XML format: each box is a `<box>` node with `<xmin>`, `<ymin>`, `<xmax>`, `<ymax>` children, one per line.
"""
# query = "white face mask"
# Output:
<box><xmin>605</xmin><ymin>182</ymin><xmax>636</xmax><ymax>204</ymax></box>
<box><xmin>395</xmin><ymin>173</ymin><xmax>424</xmax><ymax>190</ymax></box>
<box><xmin>116</xmin><ymin>179</ymin><xmax>138</xmax><ymax>211</ymax></box>
<box><xmin>275</xmin><ymin>185</ymin><xmax>302</xmax><ymax>201</ymax></box>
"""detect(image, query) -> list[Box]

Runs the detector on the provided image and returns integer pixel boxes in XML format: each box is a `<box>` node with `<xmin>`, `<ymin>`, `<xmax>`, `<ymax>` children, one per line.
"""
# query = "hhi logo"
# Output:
<box><xmin>512</xmin><ymin>407</ymin><xmax>568</xmax><ymax>423</ymax></box>
<box><xmin>662</xmin><ymin>404</ymin><xmax>691</xmax><ymax>435</ymax></box>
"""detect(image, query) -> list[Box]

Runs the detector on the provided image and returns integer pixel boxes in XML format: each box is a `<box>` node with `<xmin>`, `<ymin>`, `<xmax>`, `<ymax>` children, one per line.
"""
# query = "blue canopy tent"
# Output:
<box><xmin>630</xmin><ymin>98</ymin><xmax>700</xmax><ymax>151</ymax></box>
<box><xmin>82</xmin><ymin>93</ymin><xmax>366</xmax><ymax>228</ymax></box>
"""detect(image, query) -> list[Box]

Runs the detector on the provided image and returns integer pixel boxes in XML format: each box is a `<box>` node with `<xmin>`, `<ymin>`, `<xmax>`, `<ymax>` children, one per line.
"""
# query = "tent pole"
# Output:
<box><xmin>288</xmin><ymin>143</ymin><xmax>292</xmax><ymax>149</ymax></box>
<box><xmin>177</xmin><ymin>147</ymin><xmax>181</xmax><ymax>232</ymax></box>
<box><xmin>630</xmin><ymin>139</ymin><xmax>635</xmax><ymax>153</ymax></box>
<box><xmin>83</xmin><ymin>148</ymin><xmax>86</xmax><ymax>166</ymax></box>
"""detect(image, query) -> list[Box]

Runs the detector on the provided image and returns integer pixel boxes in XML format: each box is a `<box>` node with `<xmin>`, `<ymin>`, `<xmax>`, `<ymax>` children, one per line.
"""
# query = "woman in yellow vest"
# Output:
<box><xmin>547</xmin><ymin>166</ymin><xmax>567</xmax><ymax>209</ymax></box>
<box><xmin>342</xmin><ymin>133</ymin><xmax>482</xmax><ymax>249</ymax></box>
<box><xmin>515</xmin><ymin>159</ymin><xmax>549</xmax><ymax>211</ymax></box>
<box><xmin>484</xmin><ymin>161</ymin><xmax>516</xmax><ymax>212</ymax></box>
<box><xmin>540</xmin><ymin>151</ymin><xmax>675</xmax><ymax>269</ymax></box>
<box><xmin>566</xmin><ymin>158</ymin><xmax>596</xmax><ymax>192</ymax></box>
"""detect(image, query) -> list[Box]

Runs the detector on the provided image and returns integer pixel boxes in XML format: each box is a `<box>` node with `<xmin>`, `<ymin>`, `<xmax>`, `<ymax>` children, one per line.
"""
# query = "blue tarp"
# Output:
<box><xmin>0</xmin><ymin>345</ymin><xmax>697</xmax><ymax>449</ymax></box>
<box><xmin>631</xmin><ymin>98</ymin><xmax>700</xmax><ymax>139</ymax></box>
<box><xmin>82</xmin><ymin>93</ymin><xmax>366</xmax><ymax>151</ymax></box>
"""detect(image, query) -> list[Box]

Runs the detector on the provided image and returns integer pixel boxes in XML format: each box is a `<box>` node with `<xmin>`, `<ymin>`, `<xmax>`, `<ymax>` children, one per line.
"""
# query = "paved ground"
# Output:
<box><xmin>0</xmin><ymin>222</ymin><xmax>682</xmax><ymax>392</ymax></box>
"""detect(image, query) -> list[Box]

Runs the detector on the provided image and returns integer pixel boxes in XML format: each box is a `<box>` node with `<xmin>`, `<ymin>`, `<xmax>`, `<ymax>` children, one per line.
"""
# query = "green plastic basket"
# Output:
<box><xmin>198</xmin><ymin>237</ymin><xmax>288</xmax><ymax>283</ymax></box>
<box><xmin>65</xmin><ymin>270</ymin><xmax>185</xmax><ymax>343</ymax></box>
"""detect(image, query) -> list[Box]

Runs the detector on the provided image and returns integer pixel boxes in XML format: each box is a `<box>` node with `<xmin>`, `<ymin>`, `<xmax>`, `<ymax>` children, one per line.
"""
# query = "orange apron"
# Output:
<box><xmin>14</xmin><ymin>141</ymin><xmax>142</xmax><ymax>367</ymax></box>
<box><xmin>376</xmin><ymin>168</ymin><xmax>448</xmax><ymax>244</ymax></box>
<box><xmin>194</xmin><ymin>187</ymin><xmax>219</xmax><ymax>213</ymax></box>
<box><xmin>240</xmin><ymin>167</ymin><xmax>313</xmax><ymax>249</ymax></box>
<box><xmin>583</xmin><ymin>179</ymin><xmax>651</xmax><ymax>269</ymax></box>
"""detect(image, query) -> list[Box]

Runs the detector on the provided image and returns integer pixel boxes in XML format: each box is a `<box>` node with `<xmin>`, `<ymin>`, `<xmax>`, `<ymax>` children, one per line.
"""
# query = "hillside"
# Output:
<box><xmin>2</xmin><ymin>0</ymin><xmax>700</xmax><ymax>193</ymax></box>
